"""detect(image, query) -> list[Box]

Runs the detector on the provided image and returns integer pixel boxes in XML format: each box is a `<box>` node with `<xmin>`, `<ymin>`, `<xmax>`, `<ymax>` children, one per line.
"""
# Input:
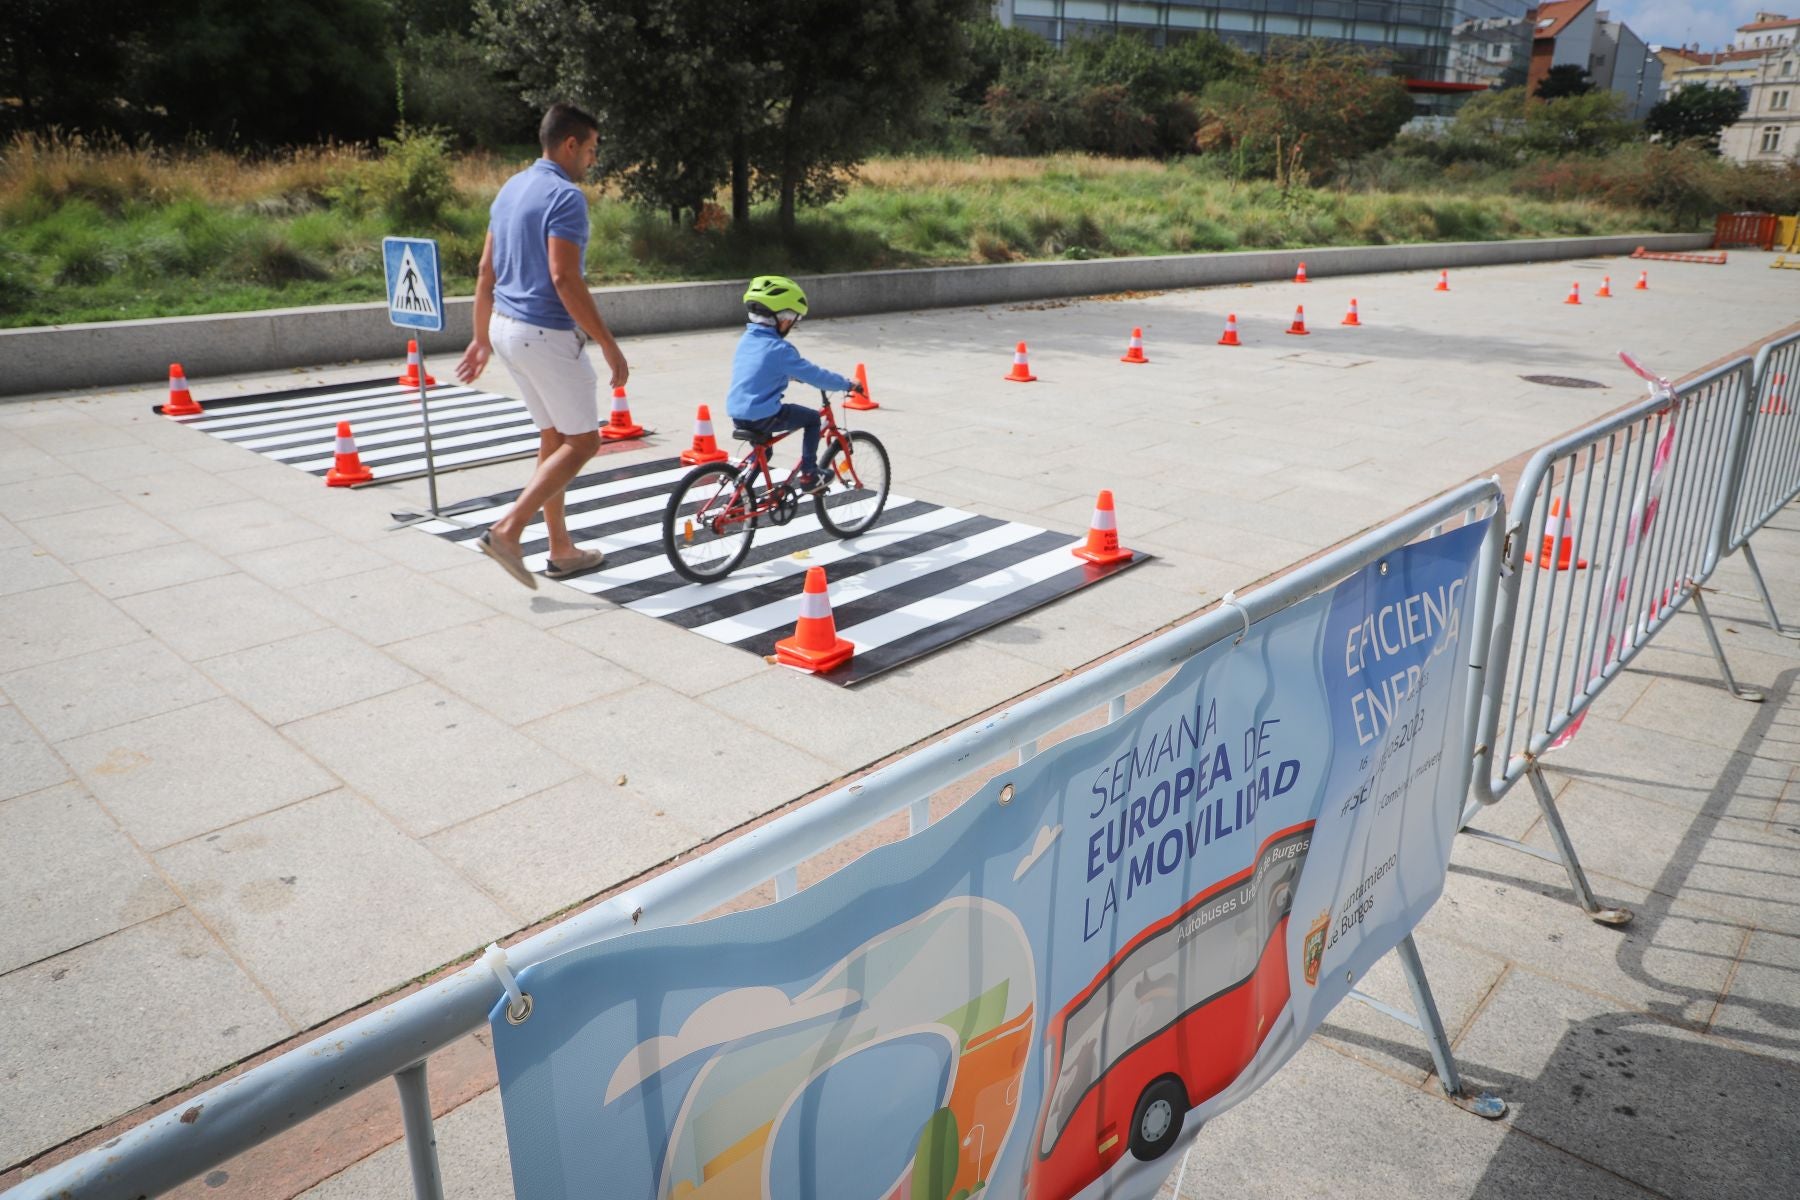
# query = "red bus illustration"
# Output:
<box><xmin>1028</xmin><ymin>823</ymin><xmax>1313</xmax><ymax>1198</ymax></box>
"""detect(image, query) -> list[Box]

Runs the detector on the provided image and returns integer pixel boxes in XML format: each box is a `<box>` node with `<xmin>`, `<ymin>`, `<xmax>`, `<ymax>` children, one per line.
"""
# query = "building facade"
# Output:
<box><xmin>992</xmin><ymin>0</ymin><xmax>1461</xmax><ymax>82</ymax></box>
<box><xmin>1732</xmin><ymin>12</ymin><xmax>1800</xmax><ymax>52</ymax></box>
<box><xmin>1720</xmin><ymin>42</ymin><xmax>1800</xmax><ymax>163</ymax></box>
<box><xmin>1592</xmin><ymin>15</ymin><xmax>1661</xmax><ymax>119</ymax></box>
<box><xmin>1448</xmin><ymin>14</ymin><xmax>1532</xmax><ymax>88</ymax></box>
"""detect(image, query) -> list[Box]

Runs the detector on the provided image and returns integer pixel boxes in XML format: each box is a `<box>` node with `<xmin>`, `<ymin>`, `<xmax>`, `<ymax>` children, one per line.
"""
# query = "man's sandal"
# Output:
<box><xmin>479</xmin><ymin>531</ymin><xmax>538</xmax><ymax>590</ymax></box>
<box><xmin>545</xmin><ymin>547</ymin><xmax>606</xmax><ymax>579</ymax></box>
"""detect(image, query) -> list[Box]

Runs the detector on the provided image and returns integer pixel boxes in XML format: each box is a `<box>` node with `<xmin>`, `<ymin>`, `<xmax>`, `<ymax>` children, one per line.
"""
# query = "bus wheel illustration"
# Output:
<box><xmin>1128</xmin><ymin>1076</ymin><xmax>1188</xmax><ymax>1161</ymax></box>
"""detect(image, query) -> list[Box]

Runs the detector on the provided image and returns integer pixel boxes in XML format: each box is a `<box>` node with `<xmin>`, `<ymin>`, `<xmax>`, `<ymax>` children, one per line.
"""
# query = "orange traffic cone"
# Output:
<box><xmin>601</xmin><ymin>386</ymin><xmax>646</xmax><ymax>441</ymax></box>
<box><xmin>1120</xmin><ymin>327</ymin><xmax>1149</xmax><ymax>364</ymax></box>
<box><xmin>845</xmin><ymin>362</ymin><xmax>878</xmax><ymax>411</ymax></box>
<box><xmin>325</xmin><ymin>421</ymin><xmax>374</xmax><ymax>487</ymax></box>
<box><xmin>163</xmin><ymin>363</ymin><xmax>203</xmax><ymax>417</ymax></box>
<box><xmin>1218</xmin><ymin>314</ymin><xmax>1242</xmax><ymax>347</ymax></box>
<box><xmin>1073</xmin><ymin>489</ymin><xmax>1134</xmax><ymax>566</ymax></box>
<box><xmin>1285</xmin><ymin>305</ymin><xmax>1310</xmax><ymax>336</ymax></box>
<box><xmin>1762</xmin><ymin>373</ymin><xmax>1790</xmax><ymax>416</ymax></box>
<box><xmin>1434</xmin><ymin>270</ymin><xmax>1450</xmax><ymax>292</ymax></box>
<box><xmin>1525</xmin><ymin>497</ymin><xmax>1587</xmax><ymax>570</ymax></box>
<box><xmin>396</xmin><ymin>339</ymin><xmax>437</xmax><ymax>388</ymax></box>
<box><xmin>1596</xmin><ymin>276</ymin><xmax>1614</xmax><ymax>298</ymax></box>
<box><xmin>774</xmin><ymin>567</ymin><xmax>854</xmax><ymax>673</ymax></box>
<box><xmin>680</xmin><ymin>405</ymin><xmax>730</xmax><ymax>464</ymax></box>
<box><xmin>1342</xmin><ymin>299</ymin><xmax>1362</xmax><ymax>327</ymax></box>
<box><xmin>1564</xmin><ymin>282</ymin><xmax>1582</xmax><ymax>306</ymax></box>
<box><xmin>1634</xmin><ymin>270</ymin><xmax>1649</xmax><ymax>290</ymax></box>
<box><xmin>1005</xmin><ymin>342</ymin><xmax>1037</xmax><ymax>383</ymax></box>
<box><xmin>1294</xmin><ymin>261</ymin><xmax>1309</xmax><ymax>284</ymax></box>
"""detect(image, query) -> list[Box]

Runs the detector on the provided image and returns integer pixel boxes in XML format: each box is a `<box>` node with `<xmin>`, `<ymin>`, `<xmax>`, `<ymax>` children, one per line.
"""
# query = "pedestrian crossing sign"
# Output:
<box><xmin>382</xmin><ymin>236</ymin><xmax>443</xmax><ymax>332</ymax></box>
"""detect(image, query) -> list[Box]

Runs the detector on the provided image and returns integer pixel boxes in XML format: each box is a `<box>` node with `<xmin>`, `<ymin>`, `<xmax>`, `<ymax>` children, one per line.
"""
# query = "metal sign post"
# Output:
<box><xmin>382</xmin><ymin>236</ymin><xmax>445</xmax><ymax>516</ymax></box>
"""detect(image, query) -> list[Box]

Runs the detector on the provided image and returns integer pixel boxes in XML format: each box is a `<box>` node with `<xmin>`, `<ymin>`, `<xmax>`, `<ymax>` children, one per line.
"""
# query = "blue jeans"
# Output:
<box><xmin>749</xmin><ymin>403</ymin><xmax>821</xmax><ymax>475</ymax></box>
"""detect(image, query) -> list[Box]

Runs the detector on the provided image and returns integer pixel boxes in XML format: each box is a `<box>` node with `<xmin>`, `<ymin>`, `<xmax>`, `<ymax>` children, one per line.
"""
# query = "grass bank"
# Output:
<box><xmin>0</xmin><ymin>139</ymin><xmax>1677</xmax><ymax>329</ymax></box>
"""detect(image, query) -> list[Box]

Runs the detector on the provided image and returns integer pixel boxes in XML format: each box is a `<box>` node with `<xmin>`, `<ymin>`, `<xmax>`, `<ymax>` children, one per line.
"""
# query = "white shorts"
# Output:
<box><xmin>491</xmin><ymin>311</ymin><xmax>600</xmax><ymax>436</ymax></box>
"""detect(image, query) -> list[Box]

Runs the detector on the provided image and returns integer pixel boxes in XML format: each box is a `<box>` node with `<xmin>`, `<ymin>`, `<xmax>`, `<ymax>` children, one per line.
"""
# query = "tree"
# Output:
<box><xmin>1452</xmin><ymin>86</ymin><xmax>1526</xmax><ymax>140</ymax></box>
<box><xmin>1522</xmin><ymin>90</ymin><xmax>1634</xmax><ymax>154</ymax></box>
<box><xmin>1645</xmin><ymin>83</ymin><xmax>1747</xmax><ymax>153</ymax></box>
<box><xmin>748</xmin><ymin>0</ymin><xmax>987</xmax><ymax>235</ymax></box>
<box><xmin>1</xmin><ymin>0</ymin><xmax>394</xmax><ymax>145</ymax></box>
<box><xmin>138</xmin><ymin>0</ymin><xmax>395</xmax><ymax>144</ymax></box>
<box><xmin>479</xmin><ymin>0</ymin><xmax>747</xmax><ymax>224</ymax></box>
<box><xmin>387</xmin><ymin>0</ymin><xmax>533</xmax><ymax>148</ymax></box>
<box><xmin>1534</xmin><ymin>63</ymin><xmax>1595</xmax><ymax>100</ymax></box>
<box><xmin>480</xmin><ymin>0</ymin><xmax>983</xmax><ymax>234</ymax></box>
<box><xmin>0</xmin><ymin>0</ymin><xmax>160</xmax><ymax>137</ymax></box>
<box><xmin>1197</xmin><ymin>40</ymin><xmax>1415</xmax><ymax>183</ymax></box>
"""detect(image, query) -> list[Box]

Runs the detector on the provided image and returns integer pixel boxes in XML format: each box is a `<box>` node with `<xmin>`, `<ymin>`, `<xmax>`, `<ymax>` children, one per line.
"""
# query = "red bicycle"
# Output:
<box><xmin>660</xmin><ymin>389</ymin><xmax>891</xmax><ymax>582</ymax></box>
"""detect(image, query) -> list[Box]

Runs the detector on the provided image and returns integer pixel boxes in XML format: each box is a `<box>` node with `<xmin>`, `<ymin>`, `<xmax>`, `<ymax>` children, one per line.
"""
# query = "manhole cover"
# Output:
<box><xmin>1521</xmin><ymin>375</ymin><xmax>1607</xmax><ymax>389</ymax></box>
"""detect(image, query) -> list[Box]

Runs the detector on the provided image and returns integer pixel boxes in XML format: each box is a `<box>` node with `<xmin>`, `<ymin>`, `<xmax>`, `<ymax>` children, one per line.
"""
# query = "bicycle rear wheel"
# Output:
<box><xmin>815</xmin><ymin>430</ymin><xmax>891</xmax><ymax>538</ymax></box>
<box><xmin>663</xmin><ymin>463</ymin><xmax>757</xmax><ymax>582</ymax></box>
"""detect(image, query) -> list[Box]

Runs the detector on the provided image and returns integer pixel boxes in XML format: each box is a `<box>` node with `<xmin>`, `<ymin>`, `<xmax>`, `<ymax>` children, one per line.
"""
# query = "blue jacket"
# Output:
<box><xmin>725</xmin><ymin>323</ymin><xmax>852</xmax><ymax>423</ymax></box>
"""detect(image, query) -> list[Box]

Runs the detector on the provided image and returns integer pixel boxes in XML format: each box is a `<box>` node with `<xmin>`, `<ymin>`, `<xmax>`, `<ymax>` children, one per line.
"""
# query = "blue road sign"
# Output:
<box><xmin>383</xmin><ymin>236</ymin><xmax>444</xmax><ymax>332</ymax></box>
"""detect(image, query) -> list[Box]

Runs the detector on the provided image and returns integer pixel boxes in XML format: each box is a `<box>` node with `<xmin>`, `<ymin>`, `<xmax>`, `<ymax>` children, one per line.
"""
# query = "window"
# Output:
<box><xmin>1773</xmin><ymin>90</ymin><xmax>1791</xmax><ymax>110</ymax></box>
<box><xmin>1783</xmin><ymin>61</ymin><xmax>1794</xmax><ymax>76</ymax></box>
<box><xmin>1762</xmin><ymin>126</ymin><xmax>1783</xmax><ymax>153</ymax></box>
<box><xmin>1015</xmin><ymin>0</ymin><xmax>1057</xmax><ymax>13</ymax></box>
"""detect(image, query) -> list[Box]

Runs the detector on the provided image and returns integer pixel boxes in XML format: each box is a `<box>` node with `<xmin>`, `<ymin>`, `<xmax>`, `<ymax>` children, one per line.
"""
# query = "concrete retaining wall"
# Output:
<box><xmin>2</xmin><ymin>232</ymin><xmax>1713</xmax><ymax>396</ymax></box>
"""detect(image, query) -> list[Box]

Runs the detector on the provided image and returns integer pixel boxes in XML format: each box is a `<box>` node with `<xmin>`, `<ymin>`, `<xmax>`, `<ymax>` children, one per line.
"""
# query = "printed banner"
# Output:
<box><xmin>490</xmin><ymin>523</ymin><xmax>1488</xmax><ymax>1200</ymax></box>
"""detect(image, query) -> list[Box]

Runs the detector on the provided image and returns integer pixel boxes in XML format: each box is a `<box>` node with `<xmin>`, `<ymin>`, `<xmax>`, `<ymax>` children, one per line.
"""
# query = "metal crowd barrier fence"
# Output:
<box><xmin>8</xmin><ymin>479</ymin><xmax>1505</xmax><ymax>1200</ymax></box>
<box><xmin>1463</xmin><ymin>354</ymin><xmax>1763</xmax><ymax>925</ymax></box>
<box><xmin>1717</xmin><ymin>331</ymin><xmax>1800</xmax><ymax>640</ymax></box>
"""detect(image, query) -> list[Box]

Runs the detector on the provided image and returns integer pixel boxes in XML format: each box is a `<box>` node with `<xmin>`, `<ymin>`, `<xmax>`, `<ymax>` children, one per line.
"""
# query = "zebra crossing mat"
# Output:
<box><xmin>416</xmin><ymin>457</ymin><xmax>1149</xmax><ymax>684</ymax></box>
<box><xmin>154</xmin><ymin>376</ymin><xmax>566</xmax><ymax>485</ymax></box>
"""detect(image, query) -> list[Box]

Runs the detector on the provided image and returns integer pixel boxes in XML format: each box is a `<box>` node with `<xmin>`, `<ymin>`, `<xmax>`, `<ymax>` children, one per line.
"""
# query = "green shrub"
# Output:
<box><xmin>366</xmin><ymin>127</ymin><xmax>459</xmax><ymax>228</ymax></box>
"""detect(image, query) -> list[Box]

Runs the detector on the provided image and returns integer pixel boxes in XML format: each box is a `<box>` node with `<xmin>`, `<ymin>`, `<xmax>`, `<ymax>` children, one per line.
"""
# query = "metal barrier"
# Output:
<box><xmin>1717</xmin><ymin>331</ymin><xmax>1800</xmax><ymax>640</ymax></box>
<box><xmin>9</xmin><ymin>480</ymin><xmax>1505</xmax><ymax>1200</ymax></box>
<box><xmin>1463</xmin><ymin>354</ymin><xmax>1762</xmax><ymax>924</ymax></box>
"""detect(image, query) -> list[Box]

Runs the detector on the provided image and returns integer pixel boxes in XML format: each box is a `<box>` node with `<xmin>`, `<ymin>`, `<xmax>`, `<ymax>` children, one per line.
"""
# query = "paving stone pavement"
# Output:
<box><xmin>2</xmin><ymin>250</ymin><xmax>1797</xmax><ymax>1192</ymax></box>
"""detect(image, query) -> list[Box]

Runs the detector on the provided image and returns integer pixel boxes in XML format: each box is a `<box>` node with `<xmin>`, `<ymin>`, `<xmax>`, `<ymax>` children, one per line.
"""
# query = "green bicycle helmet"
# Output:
<box><xmin>743</xmin><ymin>274</ymin><xmax>809</xmax><ymax>319</ymax></box>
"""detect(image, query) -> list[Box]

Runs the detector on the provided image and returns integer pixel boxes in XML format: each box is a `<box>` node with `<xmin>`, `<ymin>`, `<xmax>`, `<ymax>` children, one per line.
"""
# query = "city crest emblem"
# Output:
<box><xmin>1302</xmin><ymin>910</ymin><xmax>1330</xmax><ymax>987</ymax></box>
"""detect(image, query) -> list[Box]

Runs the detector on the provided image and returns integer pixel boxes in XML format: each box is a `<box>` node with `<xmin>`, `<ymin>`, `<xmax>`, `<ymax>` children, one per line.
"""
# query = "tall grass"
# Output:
<box><xmin>0</xmin><ymin>135</ymin><xmax>1680</xmax><ymax>328</ymax></box>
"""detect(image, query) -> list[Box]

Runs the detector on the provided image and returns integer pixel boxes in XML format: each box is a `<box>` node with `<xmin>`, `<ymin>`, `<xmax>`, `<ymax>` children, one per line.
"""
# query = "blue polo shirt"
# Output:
<box><xmin>489</xmin><ymin>159</ymin><xmax>589</xmax><ymax>330</ymax></box>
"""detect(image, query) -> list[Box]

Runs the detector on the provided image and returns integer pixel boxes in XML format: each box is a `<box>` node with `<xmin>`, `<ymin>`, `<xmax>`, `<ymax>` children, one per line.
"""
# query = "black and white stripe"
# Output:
<box><xmin>156</xmin><ymin>377</ymin><xmax>547</xmax><ymax>484</ymax></box>
<box><xmin>419</xmin><ymin>457</ymin><xmax>1146</xmax><ymax>684</ymax></box>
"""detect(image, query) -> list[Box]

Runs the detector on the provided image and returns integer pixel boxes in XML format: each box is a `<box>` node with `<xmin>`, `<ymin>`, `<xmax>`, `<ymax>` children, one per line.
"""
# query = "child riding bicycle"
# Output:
<box><xmin>726</xmin><ymin>275</ymin><xmax>865</xmax><ymax>492</ymax></box>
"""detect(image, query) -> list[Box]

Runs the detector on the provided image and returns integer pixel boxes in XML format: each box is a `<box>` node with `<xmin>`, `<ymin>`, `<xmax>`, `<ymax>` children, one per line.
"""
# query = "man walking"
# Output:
<box><xmin>456</xmin><ymin>102</ymin><xmax>629</xmax><ymax>590</ymax></box>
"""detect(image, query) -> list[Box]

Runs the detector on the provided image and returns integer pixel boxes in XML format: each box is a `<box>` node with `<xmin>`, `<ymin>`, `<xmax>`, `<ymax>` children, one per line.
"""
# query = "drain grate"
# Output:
<box><xmin>1521</xmin><ymin>374</ymin><xmax>1607</xmax><ymax>389</ymax></box>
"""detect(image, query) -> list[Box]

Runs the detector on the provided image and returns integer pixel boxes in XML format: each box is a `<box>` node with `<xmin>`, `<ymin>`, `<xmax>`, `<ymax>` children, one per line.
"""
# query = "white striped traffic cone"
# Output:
<box><xmin>680</xmin><ymin>405</ymin><xmax>729</xmax><ymax>464</ymax></box>
<box><xmin>325</xmin><ymin>421</ymin><xmax>374</xmax><ymax>487</ymax></box>
<box><xmin>774</xmin><ymin>567</ymin><xmax>855</xmax><ymax>672</ymax></box>
<box><xmin>163</xmin><ymin>363</ymin><xmax>203</xmax><ymax>417</ymax></box>
<box><xmin>1073</xmin><ymin>489</ymin><xmax>1134</xmax><ymax>566</ymax></box>
<box><xmin>601</xmin><ymin>386</ymin><xmax>646</xmax><ymax>441</ymax></box>
<box><xmin>1005</xmin><ymin>342</ymin><xmax>1038</xmax><ymax>383</ymax></box>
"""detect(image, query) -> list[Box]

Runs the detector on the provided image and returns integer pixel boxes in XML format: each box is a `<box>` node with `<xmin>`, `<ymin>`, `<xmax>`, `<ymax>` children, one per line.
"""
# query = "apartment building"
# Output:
<box><xmin>1720</xmin><ymin>41</ymin><xmax>1800</xmax><ymax>163</ymax></box>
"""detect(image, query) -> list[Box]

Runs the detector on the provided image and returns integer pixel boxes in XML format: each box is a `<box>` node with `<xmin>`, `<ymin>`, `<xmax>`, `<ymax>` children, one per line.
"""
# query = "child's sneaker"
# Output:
<box><xmin>794</xmin><ymin>470</ymin><xmax>826</xmax><ymax>494</ymax></box>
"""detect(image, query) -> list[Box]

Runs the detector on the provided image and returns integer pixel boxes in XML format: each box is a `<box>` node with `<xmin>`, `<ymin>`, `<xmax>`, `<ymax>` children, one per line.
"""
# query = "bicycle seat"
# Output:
<box><xmin>731</xmin><ymin>425</ymin><xmax>777</xmax><ymax>446</ymax></box>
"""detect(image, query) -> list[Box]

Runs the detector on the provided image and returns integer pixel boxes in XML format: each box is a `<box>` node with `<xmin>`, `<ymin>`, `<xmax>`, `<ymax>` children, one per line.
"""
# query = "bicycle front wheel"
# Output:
<box><xmin>663</xmin><ymin>463</ymin><xmax>757</xmax><ymax>582</ymax></box>
<box><xmin>815</xmin><ymin>430</ymin><xmax>891</xmax><ymax>538</ymax></box>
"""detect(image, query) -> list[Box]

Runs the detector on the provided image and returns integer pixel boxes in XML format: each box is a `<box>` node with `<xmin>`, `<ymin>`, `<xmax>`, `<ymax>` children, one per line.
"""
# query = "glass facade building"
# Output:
<box><xmin>996</xmin><ymin>0</ymin><xmax>1466</xmax><ymax>81</ymax></box>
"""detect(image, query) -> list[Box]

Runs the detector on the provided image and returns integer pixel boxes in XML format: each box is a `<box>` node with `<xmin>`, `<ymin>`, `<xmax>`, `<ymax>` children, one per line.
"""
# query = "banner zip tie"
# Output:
<box><xmin>483</xmin><ymin>943</ymin><xmax>532</xmax><ymax>1024</ymax></box>
<box><xmin>1219</xmin><ymin>590</ymin><xmax>1252</xmax><ymax>645</ymax></box>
